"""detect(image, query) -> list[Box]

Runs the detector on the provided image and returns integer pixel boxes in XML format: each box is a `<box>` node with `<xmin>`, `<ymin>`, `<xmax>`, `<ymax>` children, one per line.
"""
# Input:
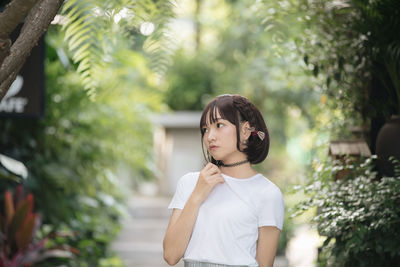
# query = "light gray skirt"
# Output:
<box><xmin>183</xmin><ymin>259</ymin><xmax>253</xmax><ymax>267</ymax></box>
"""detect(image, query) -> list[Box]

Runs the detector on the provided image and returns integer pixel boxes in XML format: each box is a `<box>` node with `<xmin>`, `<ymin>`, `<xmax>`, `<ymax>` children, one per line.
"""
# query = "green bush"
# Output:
<box><xmin>163</xmin><ymin>50</ymin><xmax>216</xmax><ymax>111</ymax></box>
<box><xmin>295</xmin><ymin>156</ymin><xmax>400</xmax><ymax>267</ymax></box>
<box><xmin>298</xmin><ymin>0</ymin><xmax>400</xmax><ymax>119</ymax></box>
<box><xmin>0</xmin><ymin>30</ymin><xmax>157</xmax><ymax>265</ymax></box>
<box><xmin>277</xmin><ymin>208</ymin><xmax>295</xmax><ymax>256</ymax></box>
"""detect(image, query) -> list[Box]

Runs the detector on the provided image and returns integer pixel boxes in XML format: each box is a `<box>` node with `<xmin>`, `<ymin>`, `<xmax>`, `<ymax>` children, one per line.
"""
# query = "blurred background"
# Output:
<box><xmin>0</xmin><ymin>0</ymin><xmax>399</xmax><ymax>266</ymax></box>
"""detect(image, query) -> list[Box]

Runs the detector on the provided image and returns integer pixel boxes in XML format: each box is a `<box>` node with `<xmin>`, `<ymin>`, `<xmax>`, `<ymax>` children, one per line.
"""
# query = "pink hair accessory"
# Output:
<box><xmin>248</xmin><ymin>127</ymin><xmax>265</xmax><ymax>141</ymax></box>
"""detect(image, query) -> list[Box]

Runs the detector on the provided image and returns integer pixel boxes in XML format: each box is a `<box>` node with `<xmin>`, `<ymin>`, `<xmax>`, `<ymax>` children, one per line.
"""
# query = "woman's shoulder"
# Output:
<box><xmin>177</xmin><ymin>171</ymin><xmax>200</xmax><ymax>187</ymax></box>
<box><xmin>253</xmin><ymin>174</ymin><xmax>283</xmax><ymax>199</ymax></box>
<box><xmin>180</xmin><ymin>171</ymin><xmax>200</xmax><ymax>180</ymax></box>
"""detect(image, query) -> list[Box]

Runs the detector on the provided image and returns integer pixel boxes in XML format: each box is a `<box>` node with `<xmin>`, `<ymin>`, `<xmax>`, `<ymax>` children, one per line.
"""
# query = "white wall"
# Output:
<box><xmin>153</xmin><ymin>112</ymin><xmax>204</xmax><ymax>196</ymax></box>
<box><xmin>165</xmin><ymin>128</ymin><xmax>204</xmax><ymax>195</ymax></box>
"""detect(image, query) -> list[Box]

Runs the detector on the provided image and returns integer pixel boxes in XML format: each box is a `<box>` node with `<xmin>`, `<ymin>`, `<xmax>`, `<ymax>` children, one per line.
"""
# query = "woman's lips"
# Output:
<box><xmin>209</xmin><ymin>145</ymin><xmax>218</xmax><ymax>150</ymax></box>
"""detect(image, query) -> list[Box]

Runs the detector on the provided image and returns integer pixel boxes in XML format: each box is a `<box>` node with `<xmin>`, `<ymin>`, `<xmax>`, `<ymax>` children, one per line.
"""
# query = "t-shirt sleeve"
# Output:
<box><xmin>168</xmin><ymin>173</ymin><xmax>195</xmax><ymax>210</ymax></box>
<box><xmin>257</xmin><ymin>186</ymin><xmax>285</xmax><ymax>230</ymax></box>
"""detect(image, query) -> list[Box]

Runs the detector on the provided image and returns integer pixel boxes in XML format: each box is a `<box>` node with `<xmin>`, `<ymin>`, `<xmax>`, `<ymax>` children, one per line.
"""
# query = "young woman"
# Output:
<box><xmin>163</xmin><ymin>94</ymin><xmax>284</xmax><ymax>267</ymax></box>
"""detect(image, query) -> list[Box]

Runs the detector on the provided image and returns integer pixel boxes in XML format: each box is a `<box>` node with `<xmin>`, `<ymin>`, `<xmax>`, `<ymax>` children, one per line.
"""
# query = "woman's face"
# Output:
<box><xmin>202</xmin><ymin>110</ymin><xmax>243</xmax><ymax>162</ymax></box>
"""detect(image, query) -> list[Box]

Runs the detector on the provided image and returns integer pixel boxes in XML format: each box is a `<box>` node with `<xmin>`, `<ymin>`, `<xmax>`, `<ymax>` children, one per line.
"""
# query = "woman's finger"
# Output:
<box><xmin>210</xmin><ymin>173</ymin><xmax>224</xmax><ymax>184</ymax></box>
<box><xmin>202</xmin><ymin>162</ymin><xmax>214</xmax><ymax>172</ymax></box>
<box><xmin>203</xmin><ymin>165</ymin><xmax>217</xmax><ymax>176</ymax></box>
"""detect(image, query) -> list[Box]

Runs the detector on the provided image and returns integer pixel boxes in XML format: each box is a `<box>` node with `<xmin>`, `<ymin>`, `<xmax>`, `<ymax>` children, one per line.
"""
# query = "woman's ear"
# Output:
<box><xmin>241</xmin><ymin>121</ymin><xmax>251</xmax><ymax>140</ymax></box>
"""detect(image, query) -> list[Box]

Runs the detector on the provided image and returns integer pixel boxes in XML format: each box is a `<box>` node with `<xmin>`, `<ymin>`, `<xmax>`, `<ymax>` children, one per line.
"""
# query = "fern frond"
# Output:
<box><xmin>134</xmin><ymin>0</ymin><xmax>176</xmax><ymax>76</ymax></box>
<box><xmin>60</xmin><ymin>0</ymin><xmax>176</xmax><ymax>96</ymax></box>
<box><xmin>61</xmin><ymin>0</ymin><xmax>103</xmax><ymax>95</ymax></box>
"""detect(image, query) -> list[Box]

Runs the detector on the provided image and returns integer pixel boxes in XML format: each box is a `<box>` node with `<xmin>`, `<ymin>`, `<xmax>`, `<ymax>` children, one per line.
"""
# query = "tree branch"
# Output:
<box><xmin>0</xmin><ymin>0</ymin><xmax>65</xmax><ymax>102</ymax></box>
<box><xmin>0</xmin><ymin>0</ymin><xmax>40</xmax><ymax>39</ymax></box>
<box><xmin>0</xmin><ymin>38</ymin><xmax>11</xmax><ymax>65</ymax></box>
<box><xmin>0</xmin><ymin>71</ymin><xmax>17</xmax><ymax>100</ymax></box>
<box><xmin>0</xmin><ymin>0</ymin><xmax>40</xmax><ymax>67</ymax></box>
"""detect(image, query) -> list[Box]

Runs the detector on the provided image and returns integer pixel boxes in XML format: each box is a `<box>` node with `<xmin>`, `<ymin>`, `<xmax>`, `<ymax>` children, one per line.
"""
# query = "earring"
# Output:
<box><xmin>241</xmin><ymin>140</ymin><xmax>248</xmax><ymax>145</ymax></box>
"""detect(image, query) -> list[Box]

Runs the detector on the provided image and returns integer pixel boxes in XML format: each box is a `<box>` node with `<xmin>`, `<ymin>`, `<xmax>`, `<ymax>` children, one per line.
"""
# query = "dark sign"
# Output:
<box><xmin>0</xmin><ymin>26</ymin><xmax>45</xmax><ymax>118</ymax></box>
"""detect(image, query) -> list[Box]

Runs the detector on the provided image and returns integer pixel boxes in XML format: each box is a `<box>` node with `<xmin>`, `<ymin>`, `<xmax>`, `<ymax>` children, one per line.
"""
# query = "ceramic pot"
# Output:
<box><xmin>375</xmin><ymin>115</ymin><xmax>400</xmax><ymax>177</ymax></box>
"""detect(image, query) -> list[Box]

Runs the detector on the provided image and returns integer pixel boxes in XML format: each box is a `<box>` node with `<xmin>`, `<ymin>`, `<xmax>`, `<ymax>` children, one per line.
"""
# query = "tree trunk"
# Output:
<box><xmin>0</xmin><ymin>0</ymin><xmax>65</xmax><ymax>101</ymax></box>
<box><xmin>194</xmin><ymin>0</ymin><xmax>202</xmax><ymax>51</ymax></box>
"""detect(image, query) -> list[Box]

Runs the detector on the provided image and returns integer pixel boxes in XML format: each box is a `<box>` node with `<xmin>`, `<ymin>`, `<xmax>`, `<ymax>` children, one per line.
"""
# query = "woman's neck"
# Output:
<box><xmin>219</xmin><ymin>163</ymin><xmax>257</xmax><ymax>179</ymax></box>
<box><xmin>218</xmin><ymin>151</ymin><xmax>257</xmax><ymax>178</ymax></box>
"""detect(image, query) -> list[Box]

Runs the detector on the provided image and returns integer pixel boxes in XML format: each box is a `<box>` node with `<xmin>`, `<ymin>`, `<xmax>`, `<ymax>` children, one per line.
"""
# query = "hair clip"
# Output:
<box><xmin>248</xmin><ymin>127</ymin><xmax>265</xmax><ymax>141</ymax></box>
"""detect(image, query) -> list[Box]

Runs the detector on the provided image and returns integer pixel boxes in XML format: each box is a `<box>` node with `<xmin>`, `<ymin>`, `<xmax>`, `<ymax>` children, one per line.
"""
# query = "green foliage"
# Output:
<box><xmin>277</xmin><ymin>207</ymin><xmax>295</xmax><ymax>256</ymax></box>
<box><xmin>61</xmin><ymin>0</ymin><xmax>175</xmax><ymax>96</ymax></box>
<box><xmin>0</xmin><ymin>26</ymin><xmax>160</xmax><ymax>265</ymax></box>
<box><xmin>164</xmin><ymin>0</ymin><xmax>321</xmax><ymax>143</ymax></box>
<box><xmin>61</xmin><ymin>0</ymin><xmax>102</xmax><ymax>95</ymax></box>
<box><xmin>294</xmin><ymin>156</ymin><xmax>400</xmax><ymax>266</ymax></box>
<box><xmin>164</xmin><ymin>50</ymin><xmax>216</xmax><ymax>110</ymax></box>
<box><xmin>298</xmin><ymin>0</ymin><xmax>400</xmax><ymax>119</ymax></box>
<box><xmin>0</xmin><ymin>186</ymin><xmax>72</xmax><ymax>267</ymax></box>
<box><xmin>136</xmin><ymin>0</ymin><xmax>176</xmax><ymax>75</ymax></box>
<box><xmin>291</xmin><ymin>1</ymin><xmax>400</xmax><ymax>265</ymax></box>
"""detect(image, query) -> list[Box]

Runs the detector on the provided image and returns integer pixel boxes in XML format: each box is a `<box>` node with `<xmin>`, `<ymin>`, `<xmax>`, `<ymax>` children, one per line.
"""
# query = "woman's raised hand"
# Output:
<box><xmin>192</xmin><ymin>163</ymin><xmax>225</xmax><ymax>204</ymax></box>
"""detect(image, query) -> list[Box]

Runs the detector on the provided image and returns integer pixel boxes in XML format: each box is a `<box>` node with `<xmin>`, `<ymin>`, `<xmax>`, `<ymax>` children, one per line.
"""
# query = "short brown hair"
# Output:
<box><xmin>200</xmin><ymin>94</ymin><xmax>270</xmax><ymax>164</ymax></box>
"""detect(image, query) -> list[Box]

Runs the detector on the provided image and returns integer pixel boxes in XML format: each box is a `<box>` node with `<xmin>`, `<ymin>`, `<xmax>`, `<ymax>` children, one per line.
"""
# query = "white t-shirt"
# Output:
<box><xmin>168</xmin><ymin>172</ymin><xmax>285</xmax><ymax>266</ymax></box>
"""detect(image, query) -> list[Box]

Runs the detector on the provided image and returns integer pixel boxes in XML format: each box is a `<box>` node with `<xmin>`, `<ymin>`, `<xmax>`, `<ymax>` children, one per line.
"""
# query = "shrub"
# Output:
<box><xmin>294</xmin><ymin>156</ymin><xmax>400</xmax><ymax>266</ymax></box>
<box><xmin>0</xmin><ymin>29</ymin><xmax>155</xmax><ymax>265</ymax></box>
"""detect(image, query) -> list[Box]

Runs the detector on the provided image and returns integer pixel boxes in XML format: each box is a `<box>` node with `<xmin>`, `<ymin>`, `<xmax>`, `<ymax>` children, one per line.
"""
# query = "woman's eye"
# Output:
<box><xmin>217</xmin><ymin>123</ymin><xmax>224</xmax><ymax>128</ymax></box>
<box><xmin>202</xmin><ymin>127</ymin><xmax>208</xmax><ymax>133</ymax></box>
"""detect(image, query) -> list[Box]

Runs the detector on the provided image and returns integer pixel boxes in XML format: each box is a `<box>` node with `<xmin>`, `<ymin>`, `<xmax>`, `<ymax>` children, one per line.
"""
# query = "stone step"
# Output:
<box><xmin>129</xmin><ymin>206</ymin><xmax>171</xmax><ymax>220</ymax></box>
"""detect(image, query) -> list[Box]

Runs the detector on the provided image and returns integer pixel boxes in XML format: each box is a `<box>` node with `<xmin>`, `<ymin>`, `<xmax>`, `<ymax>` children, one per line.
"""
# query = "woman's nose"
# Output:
<box><xmin>207</xmin><ymin>128</ymin><xmax>216</xmax><ymax>141</ymax></box>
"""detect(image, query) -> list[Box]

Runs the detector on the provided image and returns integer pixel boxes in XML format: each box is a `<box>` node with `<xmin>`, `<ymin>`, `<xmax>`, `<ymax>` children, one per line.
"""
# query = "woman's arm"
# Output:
<box><xmin>163</xmin><ymin>196</ymin><xmax>202</xmax><ymax>266</ymax></box>
<box><xmin>163</xmin><ymin>163</ymin><xmax>224</xmax><ymax>266</ymax></box>
<box><xmin>256</xmin><ymin>226</ymin><xmax>281</xmax><ymax>267</ymax></box>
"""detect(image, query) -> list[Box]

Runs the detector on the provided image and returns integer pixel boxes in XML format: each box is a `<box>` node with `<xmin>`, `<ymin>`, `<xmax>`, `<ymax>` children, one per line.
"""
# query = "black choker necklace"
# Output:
<box><xmin>219</xmin><ymin>159</ymin><xmax>249</xmax><ymax>167</ymax></box>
